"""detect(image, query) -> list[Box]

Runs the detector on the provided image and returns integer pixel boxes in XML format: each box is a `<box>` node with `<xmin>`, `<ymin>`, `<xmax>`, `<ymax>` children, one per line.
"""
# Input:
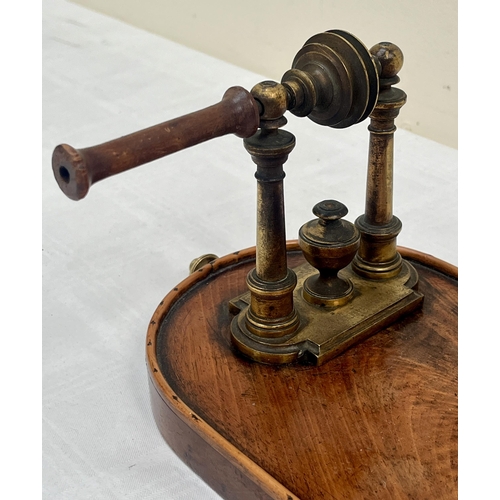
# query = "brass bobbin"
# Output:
<box><xmin>282</xmin><ymin>30</ymin><xmax>379</xmax><ymax>128</ymax></box>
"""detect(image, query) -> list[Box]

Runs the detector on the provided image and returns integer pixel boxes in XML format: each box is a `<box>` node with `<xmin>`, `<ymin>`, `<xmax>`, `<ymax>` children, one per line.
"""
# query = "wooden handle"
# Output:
<box><xmin>52</xmin><ymin>86</ymin><xmax>260</xmax><ymax>200</ymax></box>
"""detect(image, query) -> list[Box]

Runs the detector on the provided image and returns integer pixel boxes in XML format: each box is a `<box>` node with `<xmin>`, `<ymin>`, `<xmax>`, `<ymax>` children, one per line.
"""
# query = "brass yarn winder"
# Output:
<box><xmin>53</xmin><ymin>31</ymin><xmax>423</xmax><ymax>365</ymax></box>
<box><xmin>51</xmin><ymin>30</ymin><xmax>457</xmax><ymax>500</ymax></box>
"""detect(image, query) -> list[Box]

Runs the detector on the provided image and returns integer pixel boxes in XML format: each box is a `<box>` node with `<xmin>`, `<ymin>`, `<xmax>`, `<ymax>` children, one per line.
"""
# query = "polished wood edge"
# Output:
<box><xmin>145</xmin><ymin>241</ymin><xmax>457</xmax><ymax>500</ymax></box>
<box><xmin>398</xmin><ymin>245</ymin><xmax>458</xmax><ymax>279</ymax></box>
<box><xmin>146</xmin><ymin>244</ymin><xmax>300</xmax><ymax>500</ymax></box>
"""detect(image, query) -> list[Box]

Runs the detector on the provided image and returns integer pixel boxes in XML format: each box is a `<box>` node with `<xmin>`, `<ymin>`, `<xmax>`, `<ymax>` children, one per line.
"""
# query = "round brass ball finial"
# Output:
<box><xmin>370</xmin><ymin>42</ymin><xmax>404</xmax><ymax>85</ymax></box>
<box><xmin>251</xmin><ymin>81</ymin><xmax>289</xmax><ymax>121</ymax></box>
<box><xmin>299</xmin><ymin>200</ymin><xmax>360</xmax><ymax>308</ymax></box>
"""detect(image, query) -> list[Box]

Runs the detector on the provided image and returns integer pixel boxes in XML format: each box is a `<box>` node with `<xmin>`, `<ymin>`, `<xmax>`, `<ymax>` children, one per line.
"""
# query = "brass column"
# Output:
<box><xmin>353</xmin><ymin>42</ymin><xmax>406</xmax><ymax>279</ymax></box>
<box><xmin>243</xmin><ymin>82</ymin><xmax>300</xmax><ymax>339</ymax></box>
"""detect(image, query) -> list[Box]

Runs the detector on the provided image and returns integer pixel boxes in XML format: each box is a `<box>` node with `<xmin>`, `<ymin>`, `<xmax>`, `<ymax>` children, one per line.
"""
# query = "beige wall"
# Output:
<box><xmin>70</xmin><ymin>0</ymin><xmax>457</xmax><ymax>149</ymax></box>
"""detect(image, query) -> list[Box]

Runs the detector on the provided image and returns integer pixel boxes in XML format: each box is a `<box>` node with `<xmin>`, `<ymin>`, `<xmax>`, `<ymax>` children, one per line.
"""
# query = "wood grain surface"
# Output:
<box><xmin>52</xmin><ymin>86</ymin><xmax>260</xmax><ymax>200</ymax></box>
<box><xmin>147</xmin><ymin>244</ymin><xmax>457</xmax><ymax>500</ymax></box>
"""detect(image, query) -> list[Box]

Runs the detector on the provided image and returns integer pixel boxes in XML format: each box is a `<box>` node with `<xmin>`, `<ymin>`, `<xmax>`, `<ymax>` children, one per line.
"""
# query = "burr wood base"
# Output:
<box><xmin>146</xmin><ymin>242</ymin><xmax>458</xmax><ymax>500</ymax></box>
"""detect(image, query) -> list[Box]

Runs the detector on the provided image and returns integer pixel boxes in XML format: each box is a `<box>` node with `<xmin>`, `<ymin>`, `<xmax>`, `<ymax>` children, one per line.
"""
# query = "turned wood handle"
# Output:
<box><xmin>52</xmin><ymin>86</ymin><xmax>260</xmax><ymax>200</ymax></box>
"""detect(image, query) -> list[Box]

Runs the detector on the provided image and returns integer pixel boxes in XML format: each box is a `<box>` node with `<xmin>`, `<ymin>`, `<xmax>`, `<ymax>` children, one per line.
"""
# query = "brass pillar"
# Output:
<box><xmin>242</xmin><ymin>82</ymin><xmax>300</xmax><ymax>339</ymax></box>
<box><xmin>353</xmin><ymin>42</ymin><xmax>407</xmax><ymax>279</ymax></box>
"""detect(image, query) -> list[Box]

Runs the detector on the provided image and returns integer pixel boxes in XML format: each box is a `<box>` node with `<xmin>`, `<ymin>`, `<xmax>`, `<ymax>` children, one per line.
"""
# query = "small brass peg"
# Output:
<box><xmin>299</xmin><ymin>200</ymin><xmax>360</xmax><ymax>307</ymax></box>
<box><xmin>189</xmin><ymin>254</ymin><xmax>219</xmax><ymax>274</ymax></box>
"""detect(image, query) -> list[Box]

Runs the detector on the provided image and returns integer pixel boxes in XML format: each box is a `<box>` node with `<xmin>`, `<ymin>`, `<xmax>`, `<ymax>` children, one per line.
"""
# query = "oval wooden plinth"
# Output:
<box><xmin>146</xmin><ymin>242</ymin><xmax>458</xmax><ymax>500</ymax></box>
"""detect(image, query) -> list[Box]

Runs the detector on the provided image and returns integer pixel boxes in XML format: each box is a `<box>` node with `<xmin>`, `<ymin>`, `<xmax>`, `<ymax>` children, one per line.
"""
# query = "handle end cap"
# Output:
<box><xmin>52</xmin><ymin>144</ymin><xmax>90</xmax><ymax>201</ymax></box>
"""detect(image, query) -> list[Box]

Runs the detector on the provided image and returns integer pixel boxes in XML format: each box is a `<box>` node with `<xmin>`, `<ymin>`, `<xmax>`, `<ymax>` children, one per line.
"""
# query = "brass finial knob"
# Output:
<box><xmin>370</xmin><ymin>42</ymin><xmax>404</xmax><ymax>78</ymax></box>
<box><xmin>299</xmin><ymin>200</ymin><xmax>360</xmax><ymax>307</ymax></box>
<box><xmin>313</xmin><ymin>199</ymin><xmax>348</xmax><ymax>221</ymax></box>
<box><xmin>251</xmin><ymin>81</ymin><xmax>289</xmax><ymax>121</ymax></box>
<box><xmin>370</xmin><ymin>42</ymin><xmax>404</xmax><ymax>88</ymax></box>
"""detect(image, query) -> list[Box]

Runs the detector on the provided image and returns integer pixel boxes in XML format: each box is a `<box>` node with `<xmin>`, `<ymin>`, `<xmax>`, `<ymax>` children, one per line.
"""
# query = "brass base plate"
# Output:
<box><xmin>230</xmin><ymin>260</ymin><xmax>423</xmax><ymax>365</ymax></box>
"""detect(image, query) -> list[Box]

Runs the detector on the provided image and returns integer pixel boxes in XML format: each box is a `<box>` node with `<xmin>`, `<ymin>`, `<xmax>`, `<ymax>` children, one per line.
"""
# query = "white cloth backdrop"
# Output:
<box><xmin>43</xmin><ymin>0</ymin><xmax>457</xmax><ymax>498</ymax></box>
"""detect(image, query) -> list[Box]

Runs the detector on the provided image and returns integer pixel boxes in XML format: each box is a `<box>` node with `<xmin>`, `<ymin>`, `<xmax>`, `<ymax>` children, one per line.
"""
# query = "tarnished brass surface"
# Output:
<box><xmin>282</xmin><ymin>30</ymin><xmax>379</xmax><ymax>127</ymax></box>
<box><xmin>189</xmin><ymin>254</ymin><xmax>219</xmax><ymax>274</ymax></box>
<box><xmin>353</xmin><ymin>42</ymin><xmax>407</xmax><ymax>280</ymax></box>
<box><xmin>230</xmin><ymin>37</ymin><xmax>421</xmax><ymax>364</ymax></box>
<box><xmin>230</xmin><ymin>260</ymin><xmax>422</xmax><ymax>365</ymax></box>
<box><xmin>242</xmin><ymin>86</ymin><xmax>300</xmax><ymax>339</ymax></box>
<box><xmin>298</xmin><ymin>200</ymin><xmax>360</xmax><ymax>307</ymax></box>
<box><xmin>251</xmin><ymin>81</ymin><xmax>289</xmax><ymax>121</ymax></box>
<box><xmin>245</xmin><ymin>268</ymin><xmax>300</xmax><ymax>338</ymax></box>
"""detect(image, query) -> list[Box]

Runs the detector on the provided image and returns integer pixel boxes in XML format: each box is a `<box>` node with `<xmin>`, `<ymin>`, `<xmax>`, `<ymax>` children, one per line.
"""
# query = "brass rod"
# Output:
<box><xmin>364</xmin><ymin>124</ymin><xmax>395</xmax><ymax>225</ymax></box>
<box><xmin>255</xmin><ymin>159</ymin><xmax>287</xmax><ymax>282</ymax></box>
<box><xmin>242</xmin><ymin>122</ymin><xmax>300</xmax><ymax>339</ymax></box>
